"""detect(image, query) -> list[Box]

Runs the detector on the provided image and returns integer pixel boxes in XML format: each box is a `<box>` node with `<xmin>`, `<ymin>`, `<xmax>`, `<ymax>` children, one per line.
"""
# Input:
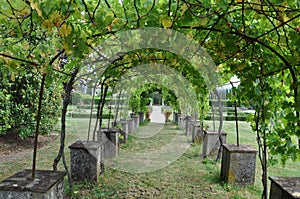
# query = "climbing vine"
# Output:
<box><xmin>1</xmin><ymin>0</ymin><xmax>299</xmax><ymax>197</ymax></box>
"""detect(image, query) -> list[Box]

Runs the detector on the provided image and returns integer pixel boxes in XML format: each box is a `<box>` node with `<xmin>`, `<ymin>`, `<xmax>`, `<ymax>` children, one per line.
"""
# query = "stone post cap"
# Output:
<box><xmin>222</xmin><ymin>144</ymin><xmax>257</xmax><ymax>153</ymax></box>
<box><xmin>69</xmin><ymin>140</ymin><xmax>105</xmax><ymax>150</ymax></box>
<box><xmin>204</xmin><ymin>130</ymin><xmax>227</xmax><ymax>135</ymax></box>
<box><xmin>0</xmin><ymin>169</ymin><xmax>66</xmax><ymax>192</ymax></box>
<box><xmin>269</xmin><ymin>176</ymin><xmax>300</xmax><ymax>198</ymax></box>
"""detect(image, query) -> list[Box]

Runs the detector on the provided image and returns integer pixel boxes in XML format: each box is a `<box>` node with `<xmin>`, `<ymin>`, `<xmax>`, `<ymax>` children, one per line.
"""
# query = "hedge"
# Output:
<box><xmin>69</xmin><ymin>113</ymin><xmax>113</xmax><ymax>119</ymax></box>
<box><xmin>204</xmin><ymin>115</ymin><xmax>247</xmax><ymax>121</ymax></box>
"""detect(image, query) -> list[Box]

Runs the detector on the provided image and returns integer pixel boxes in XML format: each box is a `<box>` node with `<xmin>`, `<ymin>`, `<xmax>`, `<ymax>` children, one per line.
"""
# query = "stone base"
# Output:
<box><xmin>127</xmin><ymin>118</ymin><xmax>134</xmax><ymax>133</ymax></box>
<box><xmin>179</xmin><ymin>117</ymin><xmax>185</xmax><ymax>129</ymax></box>
<box><xmin>120</xmin><ymin>120</ymin><xmax>129</xmax><ymax>143</ymax></box>
<box><xmin>0</xmin><ymin>169</ymin><xmax>66</xmax><ymax>199</ymax></box>
<box><xmin>191</xmin><ymin>121</ymin><xmax>200</xmax><ymax>142</ymax></box>
<box><xmin>99</xmin><ymin>128</ymin><xmax>119</xmax><ymax>158</ymax></box>
<box><xmin>69</xmin><ymin>141</ymin><xmax>104</xmax><ymax>182</ymax></box>
<box><xmin>202</xmin><ymin>130</ymin><xmax>227</xmax><ymax>158</ymax></box>
<box><xmin>173</xmin><ymin>112</ymin><xmax>178</xmax><ymax>124</ymax></box>
<box><xmin>184</xmin><ymin>116</ymin><xmax>192</xmax><ymax>138</ymax></box>
<box><xmin>269</xmin><ymin>177</ymin><xmax>300</xmax><ymax>199</ymax></box>
<box><xmin>138</xmin><ymin>112</ymin><xmax>144</xmax><ymax>123</ymax></box>
<box><xmin>132</xmin><ymin>116</ymin><xmax>140</xmax><ymax>129</ymax></box>
<box><xmin>220</xmin><ymin>144</ymin><xmax>257</xmax><ymax>186</ymax></box>
<box><xmin>175</xmin><ymin>113</ymin><xmax>181</xmax><ymax>125</ymax></box>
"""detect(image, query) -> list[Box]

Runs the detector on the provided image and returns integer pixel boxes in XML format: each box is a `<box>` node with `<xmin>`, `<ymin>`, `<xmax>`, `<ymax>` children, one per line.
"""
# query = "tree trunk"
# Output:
<box><xmin>52</xmin><ymin>68</ymin><xmax>79</xmax><ymax>194</ymax></box>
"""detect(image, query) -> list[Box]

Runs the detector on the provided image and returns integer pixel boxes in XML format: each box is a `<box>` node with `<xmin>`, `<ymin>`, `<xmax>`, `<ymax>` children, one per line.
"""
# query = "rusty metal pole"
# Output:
<box><xmin>32</xmin><ymin>74</ymin><xmax>46</xmax><ymax>179</ymax></box>
<box><xmin>230</xmin><ymin>81</ymin><xmax>239</xmax><ymax>147</ymax></box>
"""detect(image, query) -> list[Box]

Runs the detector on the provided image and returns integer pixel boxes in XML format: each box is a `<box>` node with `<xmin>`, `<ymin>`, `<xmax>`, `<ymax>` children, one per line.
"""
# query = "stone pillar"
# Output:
<box><xmin>176</xmin><ymin>113</ymin><xmax>181</xmax><ymax>125</ymax></box>
<box><xmin>173</xmin><ymin>112</ymin><xmax>177</xmax><ymax>124</ymax></box>
<box><xmin>178</xmin><ymin>117</ymin><xmax>182</xmax><ymax>128</ymax></box>
<box><xmin>185</xmin><ymin>116</ymin><xmax>193</xmax><ymax>138</ymax></box>
<box><xmin>220</xmin><ymin>144</ymin><xmax>257</xmax><ymax>186</ymax></box>
<box><xmin>202</xmin><ymin>130</ymin><xmax>227</xmax><ymax>158</ymax></box>
<box><xmin>127</xmin><ymin>118</ymin><xmax>134</xmax><ymax>133</ymax></box>
<box><xmin>192</xmin><ymin>120</ymin><xmax>200</xmax><ymax>142</ymax></box>
<box><xmin>132</xmin><ymin>115</ymin><xmax>139</xmax><ymax>129</ymax></box>
<box><xmin>0</xmin><ymin>169</ymin><xmax>66</xmax><ymax>199</ymax></box>
<box><xmin>69</xmin><ymin>141</ymin><xmax>104</xmax><ymax>182</ymax></box>
<box><xmin>269</xmin><ymin>177</ymin><xmax>300</xmax><ymax>199</ymax></box>
<box><xmin>138</xmin><ymin>112</ymin><xmax>144</xmax><ymax>123</ymax></box>
<box><xmin>120</xmin><ymin>120</ymin><xmax>128</xmax><ymax>142</ymax></box>
<box><xmin>99</xmin><ymin>128</ymin><xmax>120</xmax><ymax>158</ymax></box>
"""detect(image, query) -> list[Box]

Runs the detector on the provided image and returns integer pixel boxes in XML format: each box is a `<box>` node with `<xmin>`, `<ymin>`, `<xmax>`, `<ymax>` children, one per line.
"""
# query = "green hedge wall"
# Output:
<box><xmin>69</xmin><ymin>113</ymin><xmax>113</xmax><ymax>119</ymax></box>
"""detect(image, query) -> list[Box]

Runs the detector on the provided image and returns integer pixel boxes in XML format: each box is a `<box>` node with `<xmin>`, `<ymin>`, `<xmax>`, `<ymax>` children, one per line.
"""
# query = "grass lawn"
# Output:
<box><xmin>0</xmin><ymin>118</ymin><xmax>299</xmax><ymax>198</ymax></box>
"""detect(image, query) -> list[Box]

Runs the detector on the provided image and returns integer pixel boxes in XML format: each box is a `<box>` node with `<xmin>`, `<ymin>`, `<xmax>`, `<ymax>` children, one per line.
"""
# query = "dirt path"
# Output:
<box><xmin>0</xmin><ymin>133</ymin><xmax>57</xmax><ymax>164</ymax></box>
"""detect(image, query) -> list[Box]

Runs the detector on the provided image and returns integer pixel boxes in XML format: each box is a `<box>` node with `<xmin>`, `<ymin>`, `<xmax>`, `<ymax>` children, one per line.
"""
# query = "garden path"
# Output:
<box><xmin>105</xmin><ymin>106</ymin><xmax>190</xmax><ymax>173</ymax></box>
<box><xmin>93</xmin><ymin>117</ymin><xmax>260</xmax><ymax>198</ymax></box>
<box><xmin>149</xmin><ymin>105</ymin><xmax>165</xmax><ymax>124</ymax></box>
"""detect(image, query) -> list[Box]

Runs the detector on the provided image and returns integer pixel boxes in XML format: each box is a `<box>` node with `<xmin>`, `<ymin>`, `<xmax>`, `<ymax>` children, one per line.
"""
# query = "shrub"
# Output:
<box><xmin>70</xmin><ymin>113</ymin><xmax>113</xmax><ymax>119</ymax></box>
<box><xmin>0</xmin><ymin>68</ymin><xmax>61</xmax><ymax>138</ymax></box>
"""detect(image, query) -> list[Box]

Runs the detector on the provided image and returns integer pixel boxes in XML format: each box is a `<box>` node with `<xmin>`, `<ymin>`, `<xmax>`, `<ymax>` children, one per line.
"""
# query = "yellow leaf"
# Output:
<box><xmin>42</xmin><ymin>19</ymin><xmax>53</xmax><ymax>32</ymax></box>
<box><xmin>236</xmin><ymin>63</ymin><xmax>246</xmax><ymax>71</ymax></box>
<box><xmin>112</xmin><ymin>18</ymin><xmax>120</xmax><ymax>25</ymax></box>
<box><xmin>19</xmin><ymin>7</ymin><xmax>30</xmax><ymax>16</ymax></box>
<box><xmin>107</xmin><ymin>24</ymin><xmax>112</xmax><ymax>31</ymax></box>
<box><xmin>60</xmin><ymin>24</ymin><xmax>72</xmax><ymax>37</ymax></box>
<box><xmin>30</xmin><ymin>2</ymin><xmax>42</xmax><ymax>17</ymax></box>
<box><xmin>50</xmin><ymin>11</ymin><xmax>63</xmax><ymax>27</ymax></box>
<box><xmin>181</xmin><ymin>3</ymin><xmax>188</xmax><ymax>16</ymax></box>
<box><xmin>160</xmin><ymin>17</ymin><xmax>172</xmax><ymax>28</ymax></box>
<box><xmin>21</xmin><ymin>40</ymin><xmax>29</xmax><ymax>49</ymax></box>
<box><xmin>198</xmin><ymin>17</ymin><xmax>208</xmax><ymax>26</ymax></box>
<box><xmin>105</xmin><ymin>13</ymin><xmax>114</xmax><ymax>17</ymax></box>
<box><xmin>63</xmin><ymin>42</ymin><xmax>73</xmax><ymax>55</ymax></box>
<box><xmin>217</xmin><ymin>63</ymin><xmax>224</xmax><ymax>72</ymax></box>
<box><xmin>11</xmin><ymin>73</ymin><xmax>15</xmax><ymax>82</ymax></box>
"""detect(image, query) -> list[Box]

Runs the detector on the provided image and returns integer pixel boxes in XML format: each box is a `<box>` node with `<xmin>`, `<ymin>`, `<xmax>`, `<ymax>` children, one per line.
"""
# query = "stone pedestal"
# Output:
<box><xmin>220</xmin><ymin>144</ymin><xmax>257</xmax><ymax>186</ymax></box>
<box><xmin>132</xmin><ymin>116</ymin><xmax>139</xmax><ymax>129</ymax></box>
<box><xmin>181</xmin><ymin>116</ymin><xmax>188</xmax><ymax>130</ymax></box>
<box><xmin>138</xmin><ymin>112</ymin><xmax>144</xmax><ymax>123</ymax></box>
<box><xmin>173</xmin><ymin>112</ymin><xmax>177</xmax><ymax>124</ymax></box>
<box><xmin>120</xmin><ymin>120</ymin><xmax>128</xmax><ymax>142</ymax></box>
<box><xmin>69</xmin><ymin>141</ymin><xmax>104</xmax><ymax>182</ymax></box>
<box><xmin>185</xmin><ymin>116</ymin><xmax>192</xmax><ymax>138</ymax></box>
<box><xmin>99</xmin><ymin>128</ymin><xmax>119</xmax><ymax>158</ymax></box>
<box><xmin>127</xmin><ymin>118</ymin><xmax>134</xmax><ymax>133</ymax></box>
<box><xmin>179</xmin><ymin>117</ymin><xmax>184</xmax><ymax>129</ymax></box>
<box><xmin>202</xmin><ymin>130</ymin><xmax>227</xmax><ymax>158</ymax></box>
<box><xmin>191</xmin><ymin>121</ymin><xmax>200</xmax><ymax>142</ymax></box>
<box><xmin>187</xmin><ymin>118</ymin><xmax>194</xmax><ymax>139</ymax></box>
<box><xmin>269</xmin><ymin>177</ymin><xmax>300</xmax><ymax>199</ymax></box>
<box><xmin>176</xmin><ymin>113</ymin><xmax>181</xmax><ymax>125</ymax></box>
<box><xmin>0</xmin><ymin>169</ymin><xmax>66</xmax><ymax>199</ymax></box>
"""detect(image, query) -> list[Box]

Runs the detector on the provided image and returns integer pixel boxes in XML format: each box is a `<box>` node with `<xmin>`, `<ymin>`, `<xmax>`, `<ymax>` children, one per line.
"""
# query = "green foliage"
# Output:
<box><xmin>69</xmin><ymin>113</ymin><xmax>112</xmax><ymax>119</ymax></box>
<box><xmin>162</xmin><ymin>106</ymin><xmax>173</xmax><ymax>114</ymax></box>
<box><xmin>0</xmin><ymin>67</ymin><xmax>61</xmax><ymax>138</ymax></box>
<box><xmin>71</xmin><ymin>91</ymin><xmax>83</xmax><ymax>105</ymax></box>
<box><xmin>129</xmin><ymin>92</ymin><xmax>140</xmax><ymax>113</ymax></box>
